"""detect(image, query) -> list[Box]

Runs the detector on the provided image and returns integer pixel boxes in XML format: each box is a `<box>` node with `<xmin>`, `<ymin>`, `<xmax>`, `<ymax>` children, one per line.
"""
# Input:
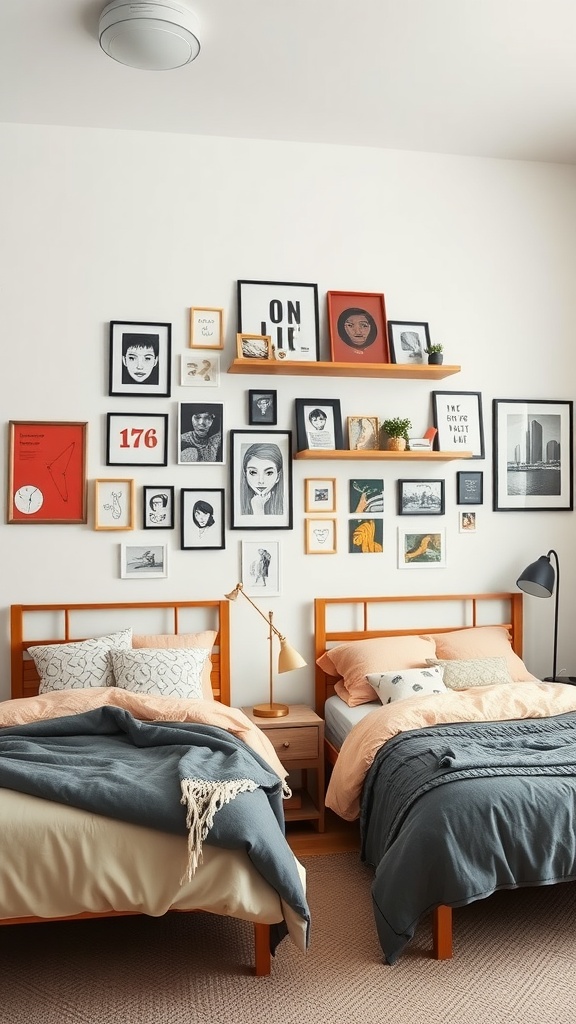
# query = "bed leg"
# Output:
<box><xmin>432</xmin><ymin>905</ymin><xmax>453</xmax><ymax>960</ymax></box>
<box><xmin>253</xmin><ymin>923</ymin><xmax>271</xmax><ymax>976</ymax></box>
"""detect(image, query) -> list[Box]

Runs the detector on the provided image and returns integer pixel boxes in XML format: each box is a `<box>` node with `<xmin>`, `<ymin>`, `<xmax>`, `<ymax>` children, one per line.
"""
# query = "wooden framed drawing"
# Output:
<box><xmin>398</xmin><ymin>526</ymin><xmax>447</xmax><ymax>568</ymax></box>
<box><xmin>327</xmin><ymin>291</ymin><xmax>389</xmax><ymax>363</ymax></box>
<box><xmin>492</xmin><ymin>398</ymin><xmax>573</xmax><ymax>511</ymax></box>
<box><xmin>94</xmin><ymin>478</ymin><xmax>135</xmax><ymax>530</ymax></box>
<box><xmin>349</xmin><ymin>518</ymin><xmax>383</xmax><ymax>553</ymax></box>
<box><xmin>178</xmin><ymin>402</ymin><xmax>224</xmax><ymax>465</ymax></box>
<box><xmin>230</xmin><ymin>429</ymin><xmax>293</xmax><ymax>530</ymax></box>
<box><xmin>180</xmin><ymin>353</ymin><xmax>220</xmax><ymax>387</ymax></box>
<box><xmin>189</xmin><ymin>307</ymin><xmax>224</xmax><ymax>350</ymax></box>
<box><xmin>181</xmin><ymin>488</ymin><xmax>225</xmax><ymax>550</ymax></box>
<box><xmin>398</xmin><ymin>479</ymin><xmax>445</xmax><ymax>515</ymax></box>
<box><xmin>241</xmin><ymin>540</ymin><xmax>281</xmax><ymax>596</ymax></box>
<box><xmin>143</xmin><ymin>485</ymin><xmax>175</xmax><ymax>529</ymax></box>
<box><xmin>457</xmin><ymin>470</ymin><xmax>484</xmax><ymax>505</ymax></box>
<box><xmin>8</xmin><ymin>420</ymin><xmax>88</xmax><ymax>524</ymax></box>
<box><xmin>294</xmin><ymin>398</ymin><xmax>344</xmax><ymax>452</ymax></box>
<box><xmin>108</xmin><ymin>321</ymin><xmax>171</xmax><ymax>398</ymax></box>
<box><xmin>237</xmin><ymin>280</ymin><xmax>320</xmax><ymax>362</ymax></box>
<box><xmin>347</xmin><ymin>415</ymin><xmax>380</xmax><ymax>451</ymax></box>
<box><xmin>120</xmin><ymin>544</ymin><xmax>167</xmax><ymax>579</ymax></box>
<box><xmin>236</xmin><ymin>334</ymin><xmax>273</xmax><ymax>360</ymax></box>
<box><xmin>305</xmin><ymin>518</ymin><xmax>337</xmax><ymax>554</ymax></box>
<box><xmin>248</xmin><ymin>390</ymin><xmax>277</xmax><ymax>426</ymax></box>
<box><xmin>304</xmin><ymin>477</ymin><xmax>336</xmax><ymax>513</ymax></box>
<box><xmin>387</xmin><ymin>321</ymin><xmax>430</xmax><ymax>365</ymax></box>
<box><xmin>348</xmin><ymin>478</ymin><xmax>384</xmax><ymax>514</ymax></box>
<box><xmin>106</xmin><ymin>412</ymin><xmax>168</xmax><ymax>467</ymax></box>
<box><xmin>432</xmin><ymin>391</ymin><xmax>485</xmax><ymax>458</ymax></box>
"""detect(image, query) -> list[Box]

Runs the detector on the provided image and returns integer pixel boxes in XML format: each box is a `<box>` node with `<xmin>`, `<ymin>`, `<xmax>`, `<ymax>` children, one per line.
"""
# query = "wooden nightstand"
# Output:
<box><xmin>241</xmin><ymin>704</ymin><xmax>325</xmax><ymax>832</ymax></box>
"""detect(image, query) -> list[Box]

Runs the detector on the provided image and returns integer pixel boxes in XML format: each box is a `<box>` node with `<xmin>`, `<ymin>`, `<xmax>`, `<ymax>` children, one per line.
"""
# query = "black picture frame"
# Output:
<box><xmin>106</xmin><ymin>412</ymin><xmax>168</xmax><ymax>467</ymax></box>
<box><xmin>237</xmin><ymin>280</ymin><xmax>320</xmax><ymax>362</ymax></box>
<box><xmin>456</xmin><ymin>471</ymin><xmax>484</xmax><ymax>506</ymax></box>
<box><xmin>432</xmin><ymin>391</ymin><xmax>485</xmax><ymax>458</ymax></box>
<box><xmin>180</xmin><ymin>488</ymin><xmax>225</xmax><ymax>550</ymax></box>
<box><xmin>294</xmin><ymin>398</ymin><xmax>344</xmax><ymax>453</ymax></box>
<box><xmin>492</xmin><ymin>398</ymin><xmax>574</xmax><ymax>512</ymax></box>
<box><xmin>248</xmin><ymin>389</ymin><xmax>278</xmax><ymax>426</ymax></box>
<box><xmin>178</xmin><ymin>402</ymin><xmax>224</xmax><ymax>465</ymax></box>
<box><xmin>108</xmin><ymin>321</ymin><xmax>171</xmax><ymax>398</ymax></box>
<box><xmin>387</xmin><ymin>321</ymin><xmax>431</xmax><ymax>365</ymax></box>
<box><xmin>398</xmin><ymin>479</ymin><xmax>445</xmax><ymax>515</ymax></box>
<box><xmin>229</xmin><ymin>429</ymin><xmax>293</xmax><ymax>530</ymax></box>
<box><xmin>142</xmin><ymin>485</ymin><xmax>175</xmax><ymax>529</ymax></box>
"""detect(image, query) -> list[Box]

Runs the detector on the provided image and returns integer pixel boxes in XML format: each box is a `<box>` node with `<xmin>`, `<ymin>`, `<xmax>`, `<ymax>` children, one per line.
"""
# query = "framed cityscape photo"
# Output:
<box><xmin>181</xmin><ymin>488</ymin><xmax>225</xmax><ymax>550</ymax></box>
<box><xmin>106</xmin><ymin>412</ymin><xmax>168</xmax><ymax>467</ymax></box>
<box><xmin>248</xmin><ymin>389</ymin><xmax>278</xmax><ymax>426</ymax></box>
<box><xmin>189</xmin><ymin>307</ymin><xmax>224</xmax><ymax>350</ymax></box>
<box><xmin>142</xmin><ymin>485</ymin><xmax>175</xmax><ymax>529</ymax></box>
<box><xmin>398</xmin><ymin>479</ymin><xmax>445</xmax><ymax>515</ymax></box>
<box><xmin>94</xmin><ymin>478</ymin><xmax>135</xmax><ymax>530</ymax></box>
<box><xmin>108</xmin><ymin>320</ymin><xmax>171</xmax><ymax>398</ymax></box>
<box><xmin>230</xmin><ymin>429</ymin><xmax>293</xmax><ymax>530</ymax></box>
<box><xmin>492</xmin><ymin>398</ymin><xmax>573</xmax><ymax>511</ymax></box>
<box><xmin>8</xmin><ymin>420</ymin><xmax>88</xmax><ymax>524</ymax></box>
<box><xmin>457</xmin><ymin>470</ymin><xmax>484</xmax><ymax>505</ymax></box>
<box><xmin>327</xmin><ymin>291</ymin><xmax>389</xmax><ymax>363</ymax></box>
<box><xmin>237</xmin><ymin>280</ymin><xmax>320</xmax><ymax>362</ymax></box>
<box><xmin>241</xmin><ymin>540</ymin><xmax>281</xmax><ymax>596</ymax></box>
<box><xmin>387</xmin><ymin>320</ymin><xmax>430</xmax><ymax>365</ymax></box>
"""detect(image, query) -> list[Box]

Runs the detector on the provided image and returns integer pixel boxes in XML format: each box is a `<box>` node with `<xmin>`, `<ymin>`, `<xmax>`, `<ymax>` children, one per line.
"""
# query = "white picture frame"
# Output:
<box><xmin>180</xmin><ymin>353</ymin><xmax>220</xmax><ymax>387</ymax></box>
<box><xmin>241</xmin><ymin>540</ymin><xmax>281</xmax><ymax>596</ymax></box>
<box><xmin>397</xmin><ymin>526</ymin><xmax>447</xmax><ymax>568</ymax></box>
<box><xmin>120</xmin><ymin>543</ymin><xmax>167</xmax><ymax>579</ymax></box>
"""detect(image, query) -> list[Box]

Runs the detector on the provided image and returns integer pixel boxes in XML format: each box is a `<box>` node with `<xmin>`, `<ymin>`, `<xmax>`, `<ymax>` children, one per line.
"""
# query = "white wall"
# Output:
<box><xmin>1</xmin><ymin>122</ymin><xmax>576</xmax><ymax>704</ymax></box>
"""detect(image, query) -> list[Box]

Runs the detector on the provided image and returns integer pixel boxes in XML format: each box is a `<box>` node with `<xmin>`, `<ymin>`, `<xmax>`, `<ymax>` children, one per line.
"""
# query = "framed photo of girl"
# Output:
<box><xmin>241</xmin><ymin>540</ymin><xmax>281</xmax><ymax>596</ymax></box>
<box><xmin>294</xmin><ymin>398</ymin><xmax>344</xmax><ymax>452</ymax></box>
<box><xmin>181</xmin><ymin>488</ymin><xmax>225</xmax><ymax>550</ymax></box>
<box><xmin>108</xmin><ymin>321</ymin><xmax>171</xmax><ymax>398</ymax></box>
<box><xmin>326</xmin><ymin>291</ymin><xmax>389</xmax><ymax>364</ymax></box>
<box><xmin>230</xmin><ymin>430</ymin><xmax>293</xmax><ymax>530</ymax></box>
<box><xmin>142</xmin><ymin>485</ymin><xmax>175</xmax><ymax>529</ymax></box>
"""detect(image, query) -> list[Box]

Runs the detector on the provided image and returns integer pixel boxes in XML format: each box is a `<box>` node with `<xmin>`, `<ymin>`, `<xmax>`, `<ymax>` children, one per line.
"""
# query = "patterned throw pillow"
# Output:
<box><xmin>30</xmin><ymin>629</ymin><xmax>133</xmax><ymax>693</ymax></box>
<box><xmin>110</xmin><ymin>647</ymin><xmax>209</xmax><ymax>699</ymax></box>
<box><xmin>366</xmin><ymin>665</ymin><xmax>447</xmax><ymax>704</ymax></box>
<box><xmin>425</xmin><ymin>656</ymin><xmax>513</xmax><ymax>689</ymax></box>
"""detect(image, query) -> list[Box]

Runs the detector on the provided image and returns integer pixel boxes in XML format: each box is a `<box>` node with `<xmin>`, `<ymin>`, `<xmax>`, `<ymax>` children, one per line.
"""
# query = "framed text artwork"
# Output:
<box><xmin>327</xmin><ymin>291</ymin><xmax>389</xmax><ymax>364</ymax></box>
<box><xmin>106</xmin><ymin>412</ymin><xmax>168</xmax><ymax>467</ymax></box>
<box><xmin>8</xmin><ymin>421</ymin><xmax>88</xmax><ymax>524</ymax></box>
<box><xmin>108</xmin><ymin>321</ymin><xmax>171</xmax><ymax>398</ymax></box>
<box><xmin>180</xmin><ymin>353</ymin><xmax>220</xmax><ymax>388</ymax></box>
<box><xmin>398</xmin><ymin>526</ymin><xmax>447</xmax><ymax>569</ymax></box>
<box><xmin>432</xmin><ymin>391</ymin><xmax>485</xmax><ymax>458</ymax></box>
<box><xmin>492</xmin><ymin>399</ymin><xmax>573</xmax><ymax>512</ymax></box>
<box><xmin>189</xmin><ymin>307</ymin><xmax>224</xmax><ymax>350</ymax></box>
<box><xmin>237</xmin><ymin>280</ymin><xmax>320</xmax><ymax>362</ymax></box>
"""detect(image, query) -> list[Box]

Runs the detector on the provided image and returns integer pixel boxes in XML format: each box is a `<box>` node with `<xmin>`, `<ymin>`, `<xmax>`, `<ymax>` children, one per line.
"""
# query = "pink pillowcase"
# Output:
<box><xmin>132</xmin><ymin>631</ymin><xmax>217</xmax><ymax>700</ymax></box>
<box><xmin>420</xmin><ymin>626</ymin><xmax>537</xmax><ymax>683</ymax></box>
<box><xmin>317</xmin><ymin>634</ymin><xmax>437</xmax><ymax>706</ymax></box>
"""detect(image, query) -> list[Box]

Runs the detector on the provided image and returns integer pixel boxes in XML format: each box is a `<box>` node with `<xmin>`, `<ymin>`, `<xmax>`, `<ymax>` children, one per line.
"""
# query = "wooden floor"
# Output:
<box><xmin>286</xmin><ymin>810</ymin><xmax>360</xmax><ymax>857</ymax></box>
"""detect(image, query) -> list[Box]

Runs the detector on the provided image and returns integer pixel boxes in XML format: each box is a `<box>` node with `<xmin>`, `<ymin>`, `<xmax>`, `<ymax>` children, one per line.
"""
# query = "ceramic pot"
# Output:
<box><xmin>386</xmin><ymin>436</ymin><xmax>407</xmax><ymax>452</ymax></box>
<box><xmin>427</xmin><ymin>353</ymin><xmax>444</xmax><ymax>365</ymax></box>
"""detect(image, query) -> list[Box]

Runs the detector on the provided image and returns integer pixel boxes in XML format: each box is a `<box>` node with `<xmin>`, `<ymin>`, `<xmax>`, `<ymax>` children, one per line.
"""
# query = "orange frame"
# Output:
<box><xmin>327</xmin><ymin>291</ymin><xmax>389</xmax><ymax>363</ymax></box>
<box><xmin>8</xmin><ymin>420</ymin><xmax>87</xmax><ymax>524</ymax></box>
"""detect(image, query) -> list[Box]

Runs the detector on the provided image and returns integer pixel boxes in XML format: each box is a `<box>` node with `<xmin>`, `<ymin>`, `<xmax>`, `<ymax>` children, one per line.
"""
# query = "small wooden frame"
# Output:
<box><xmin>236</xmin><ymin>333</ymin><xmax>273</xmax><ymax>360</ymax></box>
<box><xmin>304</xmin><ymin>477</ymin><xmax>336</xmax><ymax>513</ymax></box>
<box><xmin>189</xmin><ymin>307</ymin><xmax>224</xmax><ymax>349</ymax></box>
<box><xmin>94</xmin><ymin>478</ymin><xmax>135</xmax><ymax>530</ymax></box>
<box><xmin>305</xmin><ymin>517</ymin><xmax>337</xmax><ymax>554</ymax></box>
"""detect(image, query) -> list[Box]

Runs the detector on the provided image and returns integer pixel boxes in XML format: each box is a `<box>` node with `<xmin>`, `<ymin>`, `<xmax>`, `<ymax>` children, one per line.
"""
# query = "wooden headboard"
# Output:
<box><xmin>10</xmin><ymin>600</ymin><xmax>230</xmax><ymax>704</ymax></box>
<box><xmin>314</xmin><ymin>592</ymin><xmax>524</xmax><ymax>717</ymax></box>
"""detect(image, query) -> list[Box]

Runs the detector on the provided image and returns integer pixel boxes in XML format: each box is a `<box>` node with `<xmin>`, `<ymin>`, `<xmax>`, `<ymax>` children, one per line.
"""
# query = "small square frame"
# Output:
<box><xmin>294</xmin><ymin>398</ymin><xmax>344</xmax><ymax>452</ymax></box>
<box><xmin>108</xmin><ymin>321</ymin><xmax>171</xmax><ymax>398</ymax></box>
<box><xmin>398</xmin><ymin>526</ymin><xmax>447</xmax><ymax>568</ymax></box>
<box><xmin>347</xmin><ymin>416</ymin><xmax>380</xmax><ymax>451</ymax></box>
<box><xmin>143</xmin><ymin>485</ymin><xmax>175</xmax><ymax>529</ymax></box>
<box><xmin>190</xmin><ymin>307</ymin><xmax>224</xmax><ymax>350</ymax></box>
<box><xmin>120</xmin><ymin>543</ymin><xmax>167</xmax><ymax>579</ymax></box>
<box><xmin>398</xmin><ymin>479</ymin><xmax>445</xmax><ymax>515</ymax></box>
<box><xmin>327</xmin><ymin>291</ymin><xmax>389</xmax><ymax>363</ymax></box>
<box><xmin>459</xmin><ymin>511</ymin><xmax>477</xmax><ymax>533</ymax></box>
<box><xmin>387</xmin><ymin>321</ymin><xmax>430</xmax><ymax>365</ymax></box>
<box><xmin>180</xmin><ymin>353</ymin><xmax>220</xmax><ymax>387</ymax></box>
<box><xmin>457</xmin><ymin>470</ymin><xmax>484</xmax><ymax>505</ymax></box>
<box><xmin>248</xmin><ymin>389</ymin><xmax>278</xmax><ymax>426</ymax></box>
<box><xmin>304</xmin><ymin>477</ymin><xmax>336</xmax><ymax>513</ymax></box>
<box><xmin>348</xmin><ymin>478</ymin><xmax>384</xmax><ymax>515</ymax></box>
<box><xmin>106</xmin><ymin>412</ymin><xmax>168</xmax><ymax>467</ymax></box>
<box><xmin>241</xmin><ymin>540</ymin><xmax>281</xmax><ymax>596</ymax></box>
<box><xmin>236</xmin><ymin>334</ymin><xmax>273</xmax><ymax>360</ymax></box>
<box><xmin>94</xmin><ymin>478</ymin><xmax>135</xmax><ymax>530</ymax></box>
<box><xmin>306</xmin><ymin>518</ymin><xmax>337</xmax><ymax>554</ymax></box>
<box><xmin>181</xmin><ymin>488</ymin><xmax>225</xmax><ymax>550</ymax></box>
<box><xmin>348</xmin><ymin>518</ymin><xmax>384</xmax><ymax>553</ymax></box>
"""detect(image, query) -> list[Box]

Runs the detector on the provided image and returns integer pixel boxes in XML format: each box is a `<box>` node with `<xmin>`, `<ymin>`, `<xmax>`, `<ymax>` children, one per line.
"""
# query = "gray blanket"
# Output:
<box><xmin>360</xmin><ymin>711</ymin><xmax>576</xmax><ymax>964</ymax></box>
<box><xmin>0</xmin><ymin>706</ymin><xmax>310</xmax><ymax>952</ymax></box>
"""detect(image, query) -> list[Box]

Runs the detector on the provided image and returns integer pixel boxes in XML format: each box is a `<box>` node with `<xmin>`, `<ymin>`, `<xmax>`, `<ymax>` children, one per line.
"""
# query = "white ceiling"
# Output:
<box><xmin>2</xmin><ymin>0</ymin><xmax>576</xmax><ymax>164</ymax></box>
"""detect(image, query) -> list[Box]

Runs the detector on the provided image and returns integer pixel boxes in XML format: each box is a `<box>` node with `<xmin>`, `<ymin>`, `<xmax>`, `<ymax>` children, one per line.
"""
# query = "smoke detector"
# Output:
<box><xmin>99</xmin><ymin>1</ymin><xmax>201</xmax><ymax>71</ymax></box>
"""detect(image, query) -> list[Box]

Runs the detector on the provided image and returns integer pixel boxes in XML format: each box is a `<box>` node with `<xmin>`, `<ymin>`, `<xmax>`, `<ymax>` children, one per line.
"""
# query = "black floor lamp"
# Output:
<box><xmin>516</xmin><ymin>548</ymin><xmax>561</xmax><ymax>682</ymax></box>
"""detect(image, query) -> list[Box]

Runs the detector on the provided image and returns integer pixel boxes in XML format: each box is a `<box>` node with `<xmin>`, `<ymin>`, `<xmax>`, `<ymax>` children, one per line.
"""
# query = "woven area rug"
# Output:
<box><xmin>1</xmin><ymin>852</ymin><xmax>575</xmax><ymax>1024</ymax></box>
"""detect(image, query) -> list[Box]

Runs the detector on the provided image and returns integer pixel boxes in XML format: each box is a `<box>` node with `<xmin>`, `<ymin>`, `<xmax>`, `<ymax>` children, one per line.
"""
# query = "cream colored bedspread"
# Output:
<box><xmin>0</xmin><ymin>689</ymin><xmax>307</xmax><ymax>950</ymax></box>
<box><xmin>326</xmin><ymin>680</ymin><xmax>576</xmax><ymax>821</ymax></box>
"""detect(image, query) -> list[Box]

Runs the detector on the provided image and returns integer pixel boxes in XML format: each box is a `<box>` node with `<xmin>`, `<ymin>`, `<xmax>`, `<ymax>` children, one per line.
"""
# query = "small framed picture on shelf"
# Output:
<box><xmin>304</xmin><ymin>477</ymin><xmax>336</xmax><ymax>513</ymax></box>
<box><xmin>398</xmin><ymin>526</ymin><xmax>447</xmax><ymax>569</ymax></box>
<box><xmin>190</xmin><ymin>307</ymin><xmax>224</xmax><ymax>350</ymax></box>
<box><xmin>180</xmin><ymin>353</ymin><xmax>220</xmax><ymax>387</ymax></box>
<box><xmin>349</xmin><ymin>518</ymin><xmax>383</xmax><ymax>554</ymax></box>
<box><xmin>347</xmin><ymin>416</ymin><xmax>380</xmax><ymax>451</ymax></box>
<box><xmin>237</xmin><ymin>279</ymin><xmax>320</xmax><ymax>362</ymax></box>
<box><xmin>387</xmin><ymin>321</ymin><xmax>431</xmax><ymax>365</ymax></box>
<box><xmin>294</xmin><ymin>398</ymin><xmax>344</xmax><ymax>452</ymax></box>
<box><xmin>120</xmin><ymin>543</ymin><xmax>167</xmax><ymax>579</ymax></box>
<box><xmin>108</xmin><ymin>321</ymin><xmax>171</xmax><ymax>398</ymax></box>
<box><xmin>181</xmin><ymin>488</ymin><xmax>225</xmax><ymax>550</ymax></box>
<box><xmin>94</xmin><ymin>478</ymin><xmax>135</xmax><ymax>530</ymax></box>
<box><xmin>456</xmin><ymin>470</ymin><xmax>484</xmax><ymax>505</ymax></box>
<box><xmin>398</xmin><ymin>479</ymin><xmax>445</xmax><ymax>516</ymax></box>
<box><xmin>327</xmin><ymin>291</ymin><xmax>389</xmax><ymax>363</ymax></box>
<box><xmin>106</xmin><ymin>412</ymin><xmax>168</xmax><ymax>467</ymax></box>
<box><xmin>142</xmin><ymin>485</ymin><xmax>175</xmax><ymax>529</ymax></box>
<box><xmin>459</xmin><ymin>511</ymin><xmax>477</xmax><ymax>533</ymax></box>
<box><xmin>432</xmin><ymin>391</ymin><xmax>485</xmax><ymax>458</ymax></box>
<box><xmin>305</xmin><ymin>518</ymin><xmax>337</xmax><ymax>554</ymax></box>
<box><xmin>248</xmin><ymin>389</ymin><xmax>277</xmax><ymax>426</ymax></box>
<box><xmin>236</xmin><ymin>334</ymin><xmax>273</xmax><ymax>360</ymax></box>
<box><xmin>241</xmin><ymin>540</ymin><xmax>281</xmax><ymax>596</ymax></box>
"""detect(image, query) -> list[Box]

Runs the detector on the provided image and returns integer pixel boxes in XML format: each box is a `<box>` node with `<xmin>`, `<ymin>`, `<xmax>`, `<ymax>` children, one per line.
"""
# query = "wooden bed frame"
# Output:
<box><xmin>314</xmin><ymin>591</ymin><xmax>525</xmax><ymax>961</ymax></box>
<box><xmin>6</xmin><ymin>599</ymin><xmax>273</xmax><ymax>977</ymax></box>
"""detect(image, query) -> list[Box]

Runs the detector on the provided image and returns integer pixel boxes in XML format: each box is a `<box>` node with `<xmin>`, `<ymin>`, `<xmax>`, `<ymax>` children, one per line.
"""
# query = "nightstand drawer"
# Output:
<box><xmin>268</xmin><ymin>726</ymin><xmax>319</xmax><ymax>762</ymax></box>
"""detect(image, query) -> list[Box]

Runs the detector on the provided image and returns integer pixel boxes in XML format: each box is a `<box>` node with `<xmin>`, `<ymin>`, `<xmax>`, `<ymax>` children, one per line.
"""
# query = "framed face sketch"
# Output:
<box><xmin>305</xmin><ymin>518</ymin><xmax>337</xmax><ymax>554</ymax></box>
<box><xmin>237</xmin><ymin>280</ymin><xmax>320</xmax><ymax>362</ymax></box>
<box><xmin>181</xmin><ymin>488</ymin><xmax>225</xmax><ymax>550</ymax></box>
<box><xmin>387</xmin><ymin>321</ymin><xmax>431</xmax><ymax>365</ymax></box>
<box><xmin>120</xmin><ymin>543</ymin><xmax>167</xmax><ymax>579</ymax></box>
<box><xmin>348</xmin><ymin>478</ymin><xmax>384</xmax><ymax>514</ymax></box>
<box><xmin>248</xmin><ymin>390</ymin><xmax>278</xmax><ymax>426</ymax></box>
<box><xmin>230</xmin><ymin>430</ymin><xmax>293</xmax><ymax>530</ymax></box>
<box><xmin>241</xmin><ymin>540</ymin><xmax>281</xmax><ymax>596</ymax></box>
<box><xmin>294</xmin><ymin>398</ymin><xmax>344</xmax><ymax>452</ymax></box>
<box><xmin>327</xmin><ymin>291</ymin><xmax>389</xmax><ymax>363</ymax></box>
<box><xmin>348</xmin><ymin>518</ymin><xmax>384</xmax><ymax>554</ymax></box>
<box><xmin>142</xmin><ymin>485</ymin><xmax>175</xmax><ymax>529</ymax></box>
<box><xmin>347</xmin><ymin>416</ymin><xmax>380</xmax><ymax>451</ymax></box>
<box><xmin>180</xmin><ymin>353</ymin><xmax>220</xmax><ymax>387</ymax></box>
<box><xmin>8</xmin><ymin>420</ymin><xmax>88</xmax><ymax>524</ymax></box>
<box><xmin>94</xmin><ymin>478</ymin><xmax>135</xmax><ymax>530</ymax></box>
<box><xmin>305</xmin><ymin>477</ymin><xmax>336</xmax><ymax>513</ymax></box>
<box><xmin>108</xmin><ymin>321</ymin><xmax>171</xmax><ymax>398</ymax></box>
<box><xmin>397</xmin><ymin>527</ymin><xmax>446</xmax><ymax>569</ymax></box>
<box><xmin>189</xmin><ymin>307</ymin><xmax>224</xmax><ymax>350</ymax></box>
<box><xmin>178</xmin><ymin>402</ymin><xmax>224</xmax><ymax>465</ymax></box>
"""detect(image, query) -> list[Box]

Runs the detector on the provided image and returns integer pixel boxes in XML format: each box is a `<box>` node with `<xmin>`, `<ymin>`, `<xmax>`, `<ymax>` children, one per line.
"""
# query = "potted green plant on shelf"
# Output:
<box><xmin>382</xmin><ymin>417</ymin><xmax>412</xmax><ymax>452</ymax></box>
<box><xmin>425</xmin><ymin>343</ymin><xmax>444</xmax><ymax>365</ymax></box>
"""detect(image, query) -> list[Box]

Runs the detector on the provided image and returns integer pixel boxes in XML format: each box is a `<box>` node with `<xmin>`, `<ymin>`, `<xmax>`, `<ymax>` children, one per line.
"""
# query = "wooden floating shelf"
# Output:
<box><xmin>293</xmin><ymin>450</ymin><xmax>473</xmax><ymax>461</ymax></box>
<box><xmin>227</xmin><ymin>358</ymin><xmax>461</xmax><ymax>380</ymax></box>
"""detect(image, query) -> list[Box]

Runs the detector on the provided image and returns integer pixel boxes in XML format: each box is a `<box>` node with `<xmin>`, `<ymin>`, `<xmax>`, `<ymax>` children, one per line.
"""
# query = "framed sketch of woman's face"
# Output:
<box><xmin>229</xmin><ymin>430</ymin><xmax>293</xmax><ymax>530</ymax></box>
<box><xmin>180</xmin><ymin>488</ymin><xmax>225</xmax><ymax>550</ymax></box>
<box><xmin>143</xmin><ymin>485</ymin><xmax>175</xmax><ymax>529</ymax></box>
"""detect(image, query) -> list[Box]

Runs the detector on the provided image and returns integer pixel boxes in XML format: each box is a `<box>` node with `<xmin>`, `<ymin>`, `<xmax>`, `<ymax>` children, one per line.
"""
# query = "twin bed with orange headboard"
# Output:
<box><xmin>1</xmin><ymin>599</ymin><xmax>309</xmax><ymax>977</ymax></box>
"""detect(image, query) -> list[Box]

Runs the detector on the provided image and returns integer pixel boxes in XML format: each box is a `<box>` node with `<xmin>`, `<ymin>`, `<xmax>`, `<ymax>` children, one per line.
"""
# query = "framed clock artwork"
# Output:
<box><xmin>8</xmin><ymin>421</ymin><xmax>88</xmax><ymax>524</ymax></box>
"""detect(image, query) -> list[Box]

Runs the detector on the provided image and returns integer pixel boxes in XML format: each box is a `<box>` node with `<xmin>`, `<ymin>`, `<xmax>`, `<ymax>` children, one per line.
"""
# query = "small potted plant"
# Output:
<box><xmin>382</xmin><ymin>417</ymin><xmax>412</xmax><ymax>452</ymax></box>
<box><xmin>425</xmin><ymin>343</ymin><xmax>444</xmax><ymax>365</ymax></box>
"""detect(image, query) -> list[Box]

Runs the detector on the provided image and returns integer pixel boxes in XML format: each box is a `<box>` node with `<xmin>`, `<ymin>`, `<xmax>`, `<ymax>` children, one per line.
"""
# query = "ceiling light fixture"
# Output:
<box><xmin>99</xmin><ymin>1</ymin><xmax>201</xmax><ymax>71</ymax></box>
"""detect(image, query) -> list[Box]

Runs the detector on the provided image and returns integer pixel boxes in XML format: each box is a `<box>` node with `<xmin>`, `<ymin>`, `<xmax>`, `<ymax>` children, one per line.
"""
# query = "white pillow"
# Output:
<box><xmin>30</xmin><ymin>629</ymin><xmax>133</xmax><ymax>693</ymax></box>
<box><xmin>426</xmin><ymin>656</ymin><xmax>513</xmax><ymax>689</ymax></box>
<box><xmin>366</xmin><ymin>665</ymin><xmax>447</xmax><ymax>704</ymax></box>
<box><xmin>111</xmin><ymin>647</ymin><xmax>209</xmax><ymax>699</ymax></box>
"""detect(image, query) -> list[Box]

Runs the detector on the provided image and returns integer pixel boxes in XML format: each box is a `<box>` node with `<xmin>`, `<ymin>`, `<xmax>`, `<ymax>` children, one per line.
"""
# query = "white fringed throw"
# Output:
<box><xmin>180</xmin><ymin>777</ymin><xmax>258</xmax><ymax>880</ymax></box>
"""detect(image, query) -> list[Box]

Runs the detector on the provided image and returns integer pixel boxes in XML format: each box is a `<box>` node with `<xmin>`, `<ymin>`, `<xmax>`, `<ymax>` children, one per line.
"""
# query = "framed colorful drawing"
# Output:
<box><xmin>349</xmin><ymin>518</ymin><xmax>383</xmax><ymax>553</ymax></box>
<box><xmin>398</xmin><ymin>527</ymin><xmax>447</xmax><ymax>568</ymax></box>
<box><xmin>348</xmin><ymin>478</ymin><xmax>384</xmax><ymax>515</ymax></box>
<box><xmin>120</xmin><ymin>544</ymin><xmax>167</xmax><ymax>579</ymax></box>
<box><xmin>237</xmin><ymin>280</ymin><xmax>320</xmax><ymax>362</ymax></box>
<box><xmin>327</xmin><ymin>291</ymin><xmax>389</xmax><ymax>363</ymax></box>
<box><xmin>8</xmin><ymin>420</ymin><xmax>88</xmax><ymax>524</ymax></box>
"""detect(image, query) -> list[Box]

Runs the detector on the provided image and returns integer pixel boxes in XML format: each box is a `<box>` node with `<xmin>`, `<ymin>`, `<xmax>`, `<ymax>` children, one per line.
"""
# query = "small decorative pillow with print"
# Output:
<box><xmin>111</xmin><ymin>647</ymin><xmax>210</xmax><ymax>700</ymax></box>
<box><xmin>425</xmin><ymin>656</ymin><xmax>513</xmax><ymax>689</ymax></box>
<box><xmin>366</xmin><ymin>665</ymin><xmax>447</xmax><ymax>704</ymax></box>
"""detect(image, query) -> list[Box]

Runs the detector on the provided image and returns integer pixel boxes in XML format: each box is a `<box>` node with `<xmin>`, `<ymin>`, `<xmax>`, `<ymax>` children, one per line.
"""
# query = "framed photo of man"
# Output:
<box><xmin>248</xmin><ymin>390</ymin><xmax>278</xmax><ymax>426</ymax></box>
<box><xmin>108</xmin><ymin>321</ymin><xmax>171</xmax><ymax>398</ymax></box>
<box><xmin>178</xmin><ymin>402</ymin><xmax>224</xmax><ymax>465</ymax></box>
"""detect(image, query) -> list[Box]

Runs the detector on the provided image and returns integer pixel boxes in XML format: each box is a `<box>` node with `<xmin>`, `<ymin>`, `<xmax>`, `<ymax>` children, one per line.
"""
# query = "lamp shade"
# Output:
<box><xmin>278</xmin><ymin>638</ymin><xmax>307</xmax><ymax>674</ymax></box>
<box><xmin>516</xmin><ymin>555</ymin><xmax>555</xmax><ymax>598</ymax></box>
